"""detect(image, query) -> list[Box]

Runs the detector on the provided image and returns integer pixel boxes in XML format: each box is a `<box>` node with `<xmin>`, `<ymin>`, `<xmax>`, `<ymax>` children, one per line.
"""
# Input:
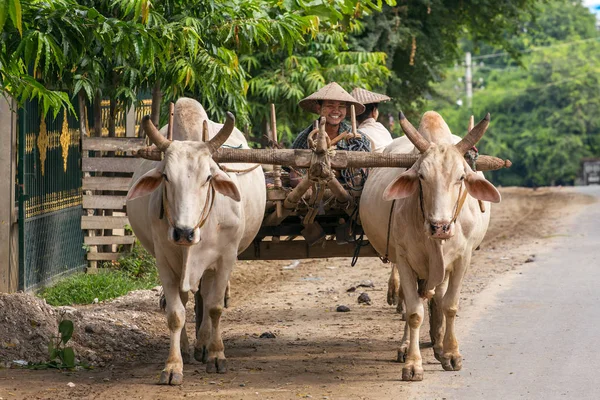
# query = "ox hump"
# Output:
<box><xmin>418</xmin><ymin>111</ymin><xmax>454</xmax><ymax>145</ymax></box>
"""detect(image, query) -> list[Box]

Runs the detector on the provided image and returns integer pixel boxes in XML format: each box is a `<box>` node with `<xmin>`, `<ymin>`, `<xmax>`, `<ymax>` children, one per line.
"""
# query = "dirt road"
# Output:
<box><xmin>0</xmin><ymin>187</ymin><xmax>595</xmax><ymax>400</ymax></box>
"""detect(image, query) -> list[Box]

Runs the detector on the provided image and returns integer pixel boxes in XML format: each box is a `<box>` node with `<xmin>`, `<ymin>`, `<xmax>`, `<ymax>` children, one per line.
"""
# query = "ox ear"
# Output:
<box><xmin>383</xmin><ymin>168</ymin><xmax>419</xmax><ymax>201</ymax></box>
<box><xmin>211</xmin><ymin>168</ymin><xmax>241</xmax><ymax>202</ymax></box>
<box><xmin>127</xmin><ymin>168</ymin><xmax>163</xmax><ymax>201</ymax></box>
<box><xmin>465</xmin><ymin>172</ymin><xmax>501</xmax><ymax>203</ymax></box>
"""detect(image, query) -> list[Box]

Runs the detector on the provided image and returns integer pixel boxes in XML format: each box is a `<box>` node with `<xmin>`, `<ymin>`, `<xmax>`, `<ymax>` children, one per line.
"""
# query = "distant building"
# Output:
<box><xmin>581</xmin><ymin>158</ymin><xmax>600</xmax><ymax>185</ymax></box>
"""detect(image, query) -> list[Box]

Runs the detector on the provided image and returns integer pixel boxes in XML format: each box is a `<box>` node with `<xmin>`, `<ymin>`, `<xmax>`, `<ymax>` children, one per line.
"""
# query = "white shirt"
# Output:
<box><xmin>359</xmin><ymin>118</ymin><xmax>393</xmax><ymax>153</ymax></box>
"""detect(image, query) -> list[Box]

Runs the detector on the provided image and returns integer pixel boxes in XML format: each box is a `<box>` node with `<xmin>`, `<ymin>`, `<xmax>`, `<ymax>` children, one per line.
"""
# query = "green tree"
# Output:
<box><xmin>349</xmin><ymin>0</ymin><xmax>540</xmax><ymax>122</ymax></box>
<box><xmin>426</xmin><ymin>0</ymin><xmax>600</xmax><ymax>187</ymax></box>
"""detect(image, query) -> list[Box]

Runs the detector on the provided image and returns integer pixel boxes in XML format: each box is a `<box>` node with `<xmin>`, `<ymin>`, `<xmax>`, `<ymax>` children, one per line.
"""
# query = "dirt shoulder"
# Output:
<box><xmin>0</xmin><ymin>187</ymin><xmax>595</xmax><ymax>400</ymax></box>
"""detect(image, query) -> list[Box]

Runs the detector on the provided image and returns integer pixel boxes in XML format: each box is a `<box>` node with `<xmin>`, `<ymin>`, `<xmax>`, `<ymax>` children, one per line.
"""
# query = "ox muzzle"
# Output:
<box><xmin>428</xmin><ymin>220</ymin><xmax>455</xmax><ymax>240</ymax></box>
<box><xmin>169</xmin><ymin>226</ymin><xmax>200</xmax><ymax>246</ymax></box>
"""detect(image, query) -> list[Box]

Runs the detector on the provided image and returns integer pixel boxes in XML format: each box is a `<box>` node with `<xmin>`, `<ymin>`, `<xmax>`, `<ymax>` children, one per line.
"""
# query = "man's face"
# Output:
<box><xmin>318</xmin><ymin>100</ymin><xmax>347</xmax><ymax>126</ymax></box>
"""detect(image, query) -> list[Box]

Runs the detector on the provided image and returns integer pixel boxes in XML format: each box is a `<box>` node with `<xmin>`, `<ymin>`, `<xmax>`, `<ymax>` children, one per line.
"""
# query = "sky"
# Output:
<box><xmin>583</xmin><ymin>0</ymin><xmax>600</xmax><ymax>15</ymax></box>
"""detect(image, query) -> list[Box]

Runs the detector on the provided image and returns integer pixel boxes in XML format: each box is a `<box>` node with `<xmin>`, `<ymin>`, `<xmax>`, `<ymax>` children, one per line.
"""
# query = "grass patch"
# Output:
<box><xmin>38</xmin><ymin>241</ymin><xmax>160</xmax><ymax>306</ymax></box>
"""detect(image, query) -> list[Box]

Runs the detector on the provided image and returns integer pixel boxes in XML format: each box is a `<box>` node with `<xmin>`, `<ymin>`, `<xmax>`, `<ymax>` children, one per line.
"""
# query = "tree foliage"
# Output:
<box><xmin>1</xmin><ymin>0</ymin><xmax>394</xmax><ymax>130</ymax></box>
<box><xmin>349</xmin><ymin>0</ymin><xmax>539</xmax><ymax>121</ymax></box>
<box><xmin>426</xmin><ymin>0</ymin><xmax>599</xmax><ymax>187</ymax></box>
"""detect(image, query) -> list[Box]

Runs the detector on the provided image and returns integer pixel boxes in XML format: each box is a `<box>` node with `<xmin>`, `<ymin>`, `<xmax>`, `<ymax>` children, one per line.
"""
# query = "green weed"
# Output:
<box><xmin>27</xmin><ymin>314</ymin><xmax>81</xmax><ymax>370</ymax></box>
<box><xmin>38</xmin><ymin>241</ymin><xmax>159</xmax><ymax>306</ymax></box>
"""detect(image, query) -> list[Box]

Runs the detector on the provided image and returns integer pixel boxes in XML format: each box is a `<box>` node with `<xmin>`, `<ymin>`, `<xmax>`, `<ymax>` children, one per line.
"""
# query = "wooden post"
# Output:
<box><xmin>270</xmin><ymin>104</ymin><xmax>283</xmax><ymax>218</ymax></box>
<box><xmin>0</xmin><ymin>96</ymin><xmax>19</xmax><ymax>292</ymax></box>
<box><xmin>270</xmin><ymin>104</ymin><xmax>282</xmax><ymax>186</ymax></box>
<box><xmin>167</xmin><ymin>102</ymin><xmax>174</xmax><ymax>140</ymax></box>
<box><xmin>468</xmin><ymin>114</ymin><xmax>486</xmax><ymax>213</ymax></box>
<box><xmin>350</xmin><ymin>104</ymin><xmax>358</xmax><ymax>138</ymax></box>
<box><xmin>202</xmin><ymin>120</ymin><xmax>209</xmax><ymax>142</ymax></box>
<box><xmin>125</xmin><ymin>104</ymin><xmax>135</xmax><ymax>138</ymax></box>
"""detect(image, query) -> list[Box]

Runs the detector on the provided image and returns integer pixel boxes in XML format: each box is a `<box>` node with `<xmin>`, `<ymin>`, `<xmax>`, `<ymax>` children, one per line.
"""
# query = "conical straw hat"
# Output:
<box><xmin>350</xmin><ymin>87</ymin><xmax>391</xmax><ymax>105</ymax></box>
<box><xmin>299</xmin><ymin>82</ymin><xmax>365</xmax><ymax>115</ymax></box>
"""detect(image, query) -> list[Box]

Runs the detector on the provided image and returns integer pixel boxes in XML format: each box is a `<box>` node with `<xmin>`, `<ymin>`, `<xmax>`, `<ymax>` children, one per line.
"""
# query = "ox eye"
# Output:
<box><xmin>206</xmin><ymin>174</ymin><xmax>212</xmax><ymax>182</ymax></box>
<box><xmin>163</xmin><ymin>173</ymin><xmax>169</xmax><ymax>182</ymax></box>
<box><xmin>459</xmin><ymin>175</ymin><xmax>465</xmax><ymax>181</ymax></box>
<box><xmin>418</xmin><ymin>173</ymin><xmax>424</xmax><ymax>180</ymax></box>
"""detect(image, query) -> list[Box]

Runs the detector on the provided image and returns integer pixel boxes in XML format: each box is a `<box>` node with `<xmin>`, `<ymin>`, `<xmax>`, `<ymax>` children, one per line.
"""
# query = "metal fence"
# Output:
<box><xmin>15</xmin><ymin>94</ymin><xmax>153</xmax><ymax>290</ymax></box>
<box><xmin>17</xmin><ymin>100</ymin><xmax>86</xmax><ymax>291</ymax></box>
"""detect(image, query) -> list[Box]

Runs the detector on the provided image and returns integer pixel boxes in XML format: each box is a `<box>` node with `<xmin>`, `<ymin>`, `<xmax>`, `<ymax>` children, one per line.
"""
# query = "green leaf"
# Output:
<box><xmin>62</xmin><ymin>347</ymin><xmax>75</xmax><ymax>369</ymax></box>
<box><xmin>59</xmin><ymin>320</ymin><xmax>74</xmax><ymax>344</ymax></box>
<box><xmin>8</xmin><ymin>0</ymin><xmax>21</xmax><ymax>35</ymax></box>
<box><xmin>0</xmin><ymin>0</ymin><xmax>8</xmax><ymax>32</ymax></box>
<box><xmin>49</xmin><ymin>347</ymin><xmax>59</xmax><ymax>360</ymax></box>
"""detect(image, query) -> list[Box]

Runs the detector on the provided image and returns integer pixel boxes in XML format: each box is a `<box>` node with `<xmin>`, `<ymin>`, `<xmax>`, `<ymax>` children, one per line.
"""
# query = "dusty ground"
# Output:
<box><xmin>0</xmin><ymin>187</ymin><xmax>595</xmax><ymax>400</ymax></box>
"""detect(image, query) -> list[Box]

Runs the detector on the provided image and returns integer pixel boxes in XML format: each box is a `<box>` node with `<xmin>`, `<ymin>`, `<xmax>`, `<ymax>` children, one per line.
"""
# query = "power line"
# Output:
<box><xmin>471</xmin><ymin>36</ymin><xmax>600</xmax><ymax>60</ymax></box>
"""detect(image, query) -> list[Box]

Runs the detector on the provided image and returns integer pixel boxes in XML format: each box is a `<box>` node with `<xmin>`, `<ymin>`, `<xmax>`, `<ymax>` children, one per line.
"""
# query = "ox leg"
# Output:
<box><xmin>203</xmin><ymin>258</ymin><xmax>233</xmax><ymax>374</ymax></box>
<box><xmin>158</xmin><ymin>279</ymin><xmax>186</xmax><ymax>385</ymax></box>
<box><xmin>439</xmin><ymin>257</ymin><xmax>469</xmax><ymax>372</ymax></box>
<box><xmin>397</xmin><ymin>261</ymin><xmax>424</xmax><ymax>381</ymax></box>
<box><xmin>387</xmin><ymin>264</ymin><xmax>400</xmax><ymax>306</ymax></box>
<box><xmin>195</xmin><ymin>272</ymin><xmax>213</xmax><ymax>364</ymax></box>
<box><xmin>397</xmin><ymin>314</ymin><xmax>410</xmax><ymax>363</ymax></box>
<box><xmin>179</xmin><ymin>291</ymin><xmax>191</xmax><ymax>364</ymax></box>
<box><xmin>387</xmin><ymin>264</ymin><xmax>406</xmax><ymax>319</ymax></box>
<box><xmin>224</xmin><ymin>280</ymin><xmax>231</xmax><ymax>309</ymax></box>
<box><xmin>193</xmin><ymin>281</ymin><xmax>205</xmax><ymax>363</ymax></box>
<box><xmin>429</xmin><ymin>273</ymin><xmax>450</xmax><ymax>362</ymax></box>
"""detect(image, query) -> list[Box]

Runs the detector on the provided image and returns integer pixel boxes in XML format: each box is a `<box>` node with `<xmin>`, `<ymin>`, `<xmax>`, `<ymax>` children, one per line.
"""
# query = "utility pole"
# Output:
<box><xmin>465</xmin><ymin>52</ymin><xmax>473</xmax><ymax>110</ymax></box>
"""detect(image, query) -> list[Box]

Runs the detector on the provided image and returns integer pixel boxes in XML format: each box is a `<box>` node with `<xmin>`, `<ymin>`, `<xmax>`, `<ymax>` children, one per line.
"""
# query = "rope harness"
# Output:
<box><xmin>379</xmin><ymin>199</ymin><xmax>396</xmax><ymax>264</ymax></box>
<box><xmin>220</xmin><ymin>164</ymin><xmax>262</xmax><ymax>174</ymax></box>
<box><xmin>160</xmin><ymin>179</ymin><xmax>216</xmax><ymax>232</ymax></box>
<box><xmin>379</xmin><ymin>181</ymin><xmax>468</xmax><ymax>263</ymax></box>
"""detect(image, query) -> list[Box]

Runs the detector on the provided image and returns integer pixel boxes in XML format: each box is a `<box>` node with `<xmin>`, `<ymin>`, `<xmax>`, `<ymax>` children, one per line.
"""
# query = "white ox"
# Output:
<box><xmin>126</xmin><ymin>98</ymin><xmax>266</xmax><ymax>385</ymax></box>
<box><xmin>359</xmin><ymin>111</ymin><xmax>501</xmax><ymax>381</ymax></box>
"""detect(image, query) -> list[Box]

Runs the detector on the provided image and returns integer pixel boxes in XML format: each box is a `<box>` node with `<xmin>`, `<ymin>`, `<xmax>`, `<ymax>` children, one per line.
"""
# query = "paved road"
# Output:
<box><xmin>415</xmin><ymin>186</ymin><xmax>600</xmax><ymax>400</ymax></box>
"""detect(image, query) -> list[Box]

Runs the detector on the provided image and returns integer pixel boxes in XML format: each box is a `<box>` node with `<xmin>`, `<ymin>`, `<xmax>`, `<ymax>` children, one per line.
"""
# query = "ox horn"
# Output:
<box><xmin>399</xmin><ymin>112</ymin><xmax>430</xmax><ymax>153</ymax></box>
<box><xmin>206</xmin><ymin>112</ymin><xmax>235</xmax><ymax>154</ymax></box>
<box><xmin>456</xmin><ymin>113</ymin><xmax>490</xmax><ymax>154</ymax></box>
<box><xmin>142</xmin><ymin>115</ymin><xmax>171</xmax><ymax>151</ymax></box>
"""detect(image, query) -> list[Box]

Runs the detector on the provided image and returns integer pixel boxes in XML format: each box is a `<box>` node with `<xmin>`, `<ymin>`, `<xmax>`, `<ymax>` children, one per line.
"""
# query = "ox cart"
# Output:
<box><xmin>128</xmin><ymin>100</ymin><xmax>512</xmax><ymax>383</ymax></box>
<box><xmin>135</xmin><ymin>104</ymin><xmax>511</xmax><ymax>265</ymax></box>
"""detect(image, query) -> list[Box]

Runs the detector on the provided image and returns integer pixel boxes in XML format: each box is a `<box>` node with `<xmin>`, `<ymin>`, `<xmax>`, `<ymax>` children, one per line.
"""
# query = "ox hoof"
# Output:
<box><xmin>401</xmin><ymin>364</ymin><xmax>424</xmax><ymax>381</ymax></box>
<box><xmin>433</xmin><ymin>347</ymin><xmax>443</xmax><ymax>363</ymax></box>
<box><xmin>396</xmin><ymin>347</ymin><xmax>408</xmax><ymax>363</ymax></box>
<box><xmin>159</xmin><ymin>370</ymin><xmax>183</xmax><ymax>386</ymax></box>
<box><xmin>181</xmin><ymin>350</ymin><xmax>191</xmax><ymax>364</ymax></box>
<box><xmin>387</xmin><ymin>288</ymin><xmax>398</xmax><ymax>306</ymax></box>
<box><xmin>441</xmin><ymin>353</ymin><xmax>462</xmax><ymax>371</ymax></box>
<box><xmin>194</xmin><ymin>345</ymin><xmax>208</xmax><ymax>364</ymax></box>
<box><xmin>206</xmin><ymin>357</ymin><xmax>227</xmax><ymax>374</ymax></box>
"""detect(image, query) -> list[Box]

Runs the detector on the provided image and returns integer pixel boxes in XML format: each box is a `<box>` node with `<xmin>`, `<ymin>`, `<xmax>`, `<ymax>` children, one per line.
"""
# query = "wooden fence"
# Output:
<box><xmin>80</xmin><ymin>98</ymin><xmax>151</xmax><ymax>272</ymax></box>
<box><xmin>81</xmin><ymin>137</ymin><xmax>146</xmax><ymax>270</ymax></box>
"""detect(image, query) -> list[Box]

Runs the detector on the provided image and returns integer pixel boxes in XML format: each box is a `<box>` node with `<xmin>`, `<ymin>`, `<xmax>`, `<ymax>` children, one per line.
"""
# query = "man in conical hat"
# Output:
<box><xmin>351</xmin><ymin>87</ymin><xmax>393</xmax><ymax>153</ymax></box>
<box><xmin>292</xmin><ymin>82</ymin><xmax>371</xmax><ymax>152</ymax></box>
